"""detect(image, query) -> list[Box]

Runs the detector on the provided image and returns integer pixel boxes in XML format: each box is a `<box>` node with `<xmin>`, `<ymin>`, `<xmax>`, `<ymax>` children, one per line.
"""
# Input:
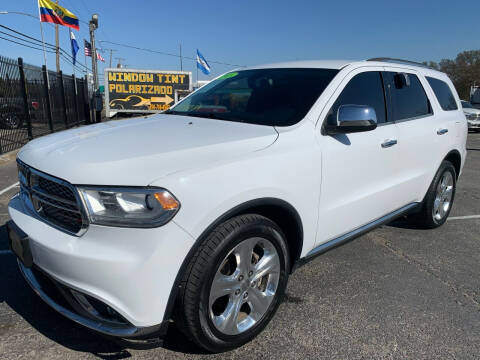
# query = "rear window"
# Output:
<box><xmin>383</xmin><ymin>72</ymin><xmax>432</xmax><ymax>121</ymax></box>
<box><xmin>426</xmin><ymin>77</ymin><xmax>458</xmax><ymax>111</ymax></box>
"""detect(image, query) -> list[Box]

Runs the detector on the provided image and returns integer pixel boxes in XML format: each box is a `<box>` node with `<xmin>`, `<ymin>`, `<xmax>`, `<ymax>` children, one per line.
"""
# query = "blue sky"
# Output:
<box><xmin>1</xmin><ymin>0</ymin><xmax>479</xmax><ymax>84</ymax></box>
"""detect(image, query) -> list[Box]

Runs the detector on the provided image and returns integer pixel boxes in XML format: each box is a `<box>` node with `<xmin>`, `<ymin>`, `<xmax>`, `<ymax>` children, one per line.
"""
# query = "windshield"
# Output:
<box><xmin>461</xmin><ymin>101</ymin><xmax>473</xmax><ymax>108</ymax></box>
<box><xmin>166</xmin><ymin>68</ymin><xmax>339</xmax><ymax>126</ymax></box>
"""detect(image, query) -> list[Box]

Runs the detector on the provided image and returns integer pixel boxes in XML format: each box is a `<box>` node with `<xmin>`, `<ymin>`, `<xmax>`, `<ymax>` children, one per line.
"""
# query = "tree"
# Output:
<box><xmin>422</xmin><ymin>61</ymin><xmax>439</xmax><ymax>70</ymax></box>
<box><xmin>426</xmin><ymin>50</ymin><xmax>480</xmax><ymax>99</ymax></box>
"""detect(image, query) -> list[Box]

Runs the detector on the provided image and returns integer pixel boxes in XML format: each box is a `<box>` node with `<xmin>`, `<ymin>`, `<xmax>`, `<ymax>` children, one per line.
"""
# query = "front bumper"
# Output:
<box><xmin>18</xmin><ymin>261</ymin><xmax>164</xmax><ymax>337</ymax></box>
<box><xmin>467</xmin><ymin>120</ymin><xmax>480</xmax><ymax>129</ymax></box>
<box><xmin>8</xmin><ymin>193</ymin><xmax>195</xmax><ymax>334</ymax></box>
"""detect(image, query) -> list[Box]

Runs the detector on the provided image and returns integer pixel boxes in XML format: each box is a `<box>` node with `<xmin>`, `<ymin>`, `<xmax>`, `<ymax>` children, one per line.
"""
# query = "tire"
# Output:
<box><xmin>1</xmin><ymin>112</ymin><xmax>23</xmax><ymax>129</ymax></box>
<box><xmin>414</xmin><ymin>160</ymin><xmax>456</xmax><ymax>228</ymax></box>
<box><xmin>175</xmin><ymin>214</ymin><xmax>290</xmax><ymax>352</ymax></box>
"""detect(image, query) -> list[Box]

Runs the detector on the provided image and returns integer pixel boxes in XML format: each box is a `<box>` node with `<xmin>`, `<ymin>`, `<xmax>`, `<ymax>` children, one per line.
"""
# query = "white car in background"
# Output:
<box><xmin>461</xmin><ymin>100</ymin><xmax>480</xmax><ymax>131</ymax></box>
<box><xmin>7</xmin><ymin>58</ymin><xmax>467</xmax><ymax>352</ymax></box>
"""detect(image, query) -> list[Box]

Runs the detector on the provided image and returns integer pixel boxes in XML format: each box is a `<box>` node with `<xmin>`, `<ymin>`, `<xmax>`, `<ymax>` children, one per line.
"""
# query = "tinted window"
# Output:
<box><xmin>427</xmin><ymin>77</ymin><xmax>458</xmax><ymax>111</ymax></box>
<box><xmin>383</xmin><ymin>72</ymin><xmax>432</xmax><ymax>121</ymax></box>
<box><xmin>167</xmin><ymin>68</ymin><xmax>339</xmax><ymax>126</ymax></box>
<box><xmin>461</xmin><ymin>101</ymin><xmax>472</xmax><ymax>108</ymax></box>
<box><xmin>326</xmin><ymin>71</ymin><xmax>387</xmax><ymax>125</ymax></box>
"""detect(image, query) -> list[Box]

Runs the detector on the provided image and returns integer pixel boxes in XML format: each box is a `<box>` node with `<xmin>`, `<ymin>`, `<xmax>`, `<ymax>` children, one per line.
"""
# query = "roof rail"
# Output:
<box><xmin>366</xmin><ymin>57</ymin><xmax>432</xmax><ymax>69</ymax></box>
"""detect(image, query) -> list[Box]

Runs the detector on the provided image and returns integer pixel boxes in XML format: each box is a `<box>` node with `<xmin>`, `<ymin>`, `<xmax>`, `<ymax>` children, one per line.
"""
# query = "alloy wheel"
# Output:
<box><xmin>432</xmin><ymin>171</ymin><xmax>454</xmax><ymax>221</ymax></box>
<box><xmin>208</xmin><ymin>237</ymin><xmax>280</xmax><ymax>336</ymax></box>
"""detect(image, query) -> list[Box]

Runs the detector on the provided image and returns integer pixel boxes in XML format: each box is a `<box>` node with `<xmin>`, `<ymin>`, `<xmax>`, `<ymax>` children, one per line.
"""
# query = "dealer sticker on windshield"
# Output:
<box><xmin>219</xmin><ymin>72</ymin><xmax>238</xmax><ymax>80</ymax></box>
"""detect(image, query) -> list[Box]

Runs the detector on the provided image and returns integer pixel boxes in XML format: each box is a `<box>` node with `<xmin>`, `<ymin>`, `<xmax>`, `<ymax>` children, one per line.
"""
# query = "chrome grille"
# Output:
<box><xmin>17</xmin><ymin>160</ymin><xmax>87</xmax><ymax>235</ymax></box>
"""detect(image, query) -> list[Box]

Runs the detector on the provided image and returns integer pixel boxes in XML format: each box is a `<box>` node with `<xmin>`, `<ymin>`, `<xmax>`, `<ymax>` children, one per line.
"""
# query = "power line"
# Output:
<box><xmin>0</xmin><ymin>33</ymin><xmax>88</xmax><ymax>74</ymax></box>
<box><xmin>0</xmin><ymin>29</ymin><xmax>56</xmax><ymax>50</ymax></box>
<box><xmin>0</xmin><ymin>24</ymin><xmax>56</xmax><ymax>47</ymax></box>
<box><xmin>0</xmin><ymin>24</ymin><xmax>92</xmax><ymax>72</ymax></box>
<box><xmin>1</xmin><ymin>18</ymin><xmax>244</xmax><ymax>69</ymax></box>
<box><xmin>59</xmin><ymin>52</ymin><xmax>88</xmax><ymax>74</ymax></box>
<box><xmin>0</xmin><ymin>35</ymin><xmax>55</xmax><ymax>53</ymax></box>
<box><xmin>99</xmin><ymin>40</ymin><xmax>245</xmax><ymax>67</ymax></box>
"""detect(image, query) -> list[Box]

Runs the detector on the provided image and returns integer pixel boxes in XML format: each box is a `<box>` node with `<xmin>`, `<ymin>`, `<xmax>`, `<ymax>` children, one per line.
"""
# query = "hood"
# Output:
<box><xmin>18</xmin><ymin>114</ymin><xmax>278</xmax><ymax>185</ymax></box>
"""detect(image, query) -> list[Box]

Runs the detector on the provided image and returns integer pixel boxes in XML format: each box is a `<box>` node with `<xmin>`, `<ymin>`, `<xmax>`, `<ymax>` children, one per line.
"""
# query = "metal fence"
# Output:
<box><xmin>0</xmin><ymin>55</ymin><xmax>91</xmax><ymax>154</ymax></box>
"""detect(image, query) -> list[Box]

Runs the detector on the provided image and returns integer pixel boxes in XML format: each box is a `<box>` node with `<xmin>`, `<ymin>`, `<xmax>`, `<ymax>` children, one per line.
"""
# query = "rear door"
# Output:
<box><xmin>315</xmin><ymin>68</ymin><xmax>404</xmax><ymax>245</ymax></box>
<box><xmin>382</xmin><ymin>68</ymin><xmax>455</xmax><ymax>203</ymax></box>
<box><xmin>425</xmin><ymin>75</ymin><xmax>462</xmax><ymax>149</ymax></box>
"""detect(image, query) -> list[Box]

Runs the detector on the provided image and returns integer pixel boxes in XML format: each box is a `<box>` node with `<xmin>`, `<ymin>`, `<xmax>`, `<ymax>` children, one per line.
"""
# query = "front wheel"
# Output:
<box><xmin>413</xmin><ymin>160</ymin><xmax>456</xmax><ymax>228</ymax></box>
<box><xmin>176</xmin><ymin>214</ymin><xmax>289</xmax><ymax>352</ymax></box>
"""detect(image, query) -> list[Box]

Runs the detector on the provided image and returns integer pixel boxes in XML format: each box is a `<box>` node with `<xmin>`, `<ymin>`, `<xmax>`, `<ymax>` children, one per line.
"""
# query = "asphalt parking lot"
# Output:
<box><xmin>0</xmin><ymin>134</ymin><xmax>479</xmax><ymax>359</ymax></box>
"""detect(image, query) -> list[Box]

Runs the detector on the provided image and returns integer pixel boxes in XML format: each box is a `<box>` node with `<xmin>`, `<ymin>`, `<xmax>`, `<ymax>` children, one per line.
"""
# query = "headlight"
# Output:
<box><xmin>466</xmin><ymin>113</ymin><xmax>477</xmax><ymax>120</ymax></box>
<box><xmin>78</xmin><ymin>187</ymin><xmax>180</xmax><ymax>228</ymax></box>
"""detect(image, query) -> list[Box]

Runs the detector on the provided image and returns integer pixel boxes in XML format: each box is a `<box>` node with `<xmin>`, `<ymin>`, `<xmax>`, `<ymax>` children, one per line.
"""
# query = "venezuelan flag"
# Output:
<box><xmin>38</xmin><ymin>0</ymin><xmax>79</xmax><ymax>30</ymax></box>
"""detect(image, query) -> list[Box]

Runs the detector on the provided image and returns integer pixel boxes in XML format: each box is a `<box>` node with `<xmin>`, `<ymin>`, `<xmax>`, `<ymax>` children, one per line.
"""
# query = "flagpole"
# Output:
<box><xmin>71</xmin><ymin>32</ymin><xmax>76</xmax><ymax>79</ymax></box>
<box><xmin>196</xmin><ymin>54</ymin><xmax>199</xmax><ymax>88</ymax></box>
<box><xmin>84</xmin><ymin>42</ymin><xmax>88</xmax><ymax>75</ymax></box>
<box><xmin>38</xmin><ymin>10</ymin><xmax>50</xmax><ymax>88</ymax></box>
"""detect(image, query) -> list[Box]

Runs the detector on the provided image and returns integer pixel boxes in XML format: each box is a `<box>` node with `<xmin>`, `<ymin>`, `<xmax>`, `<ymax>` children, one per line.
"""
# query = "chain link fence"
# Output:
<box><xmin>0</xmin><ymin>55</ymin><xmax>91</xmax><ymax>154</ymax></box>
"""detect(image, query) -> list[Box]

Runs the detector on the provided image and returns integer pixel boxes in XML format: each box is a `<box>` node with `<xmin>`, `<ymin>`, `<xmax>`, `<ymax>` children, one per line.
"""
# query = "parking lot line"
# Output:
<box><xmin>448</xmin><ymin>215</ymin><xmax>480</xmax><ymax>220</ymax></box>
<box><xmin>0</xmin><ymin>182</ymin><xmax>19</xmax><ymax>196</ymax></box>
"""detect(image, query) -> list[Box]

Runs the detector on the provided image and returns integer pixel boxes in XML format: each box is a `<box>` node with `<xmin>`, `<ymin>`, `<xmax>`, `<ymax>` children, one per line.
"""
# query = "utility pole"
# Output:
<box><xmin>100</xmin><ymin>48</ymin><xmax>117</xmax><ymax>68</ymax></box>
<box><xmin>109</xmin><ymin>49</ymin><xmax>115</xmax><ymax>68</ymax></box>
<box><xmin>89</xmin><ymin>14</ymin><xmax>100</xmax><ymax>122</ymax></box>
<box><xmin>89</xmin><ymin>14</ymin><xmax>99</xmax><ymax>90</ymax></box>
<box><xmin>55</xmin><ymin>1</ymin><xmax>60</xmax><ymax>72</ymax></box>
<box><xmin>179</xmin><ymin>44</ymin><xmax>183</xmax><ymax>71</ymax></box>
<box><xmin>115</xmin><ymin>57</ymin><xmax>125</xmax><ymax>68</ymax></box>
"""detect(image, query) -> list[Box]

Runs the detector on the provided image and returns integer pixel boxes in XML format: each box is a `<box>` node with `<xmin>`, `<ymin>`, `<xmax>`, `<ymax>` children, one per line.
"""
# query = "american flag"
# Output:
<box><xmin>84</xmin><ymin>39</ymin><xmax>92</xmax><ymax>56</ymax></box>
<box><xmin>84</xmin><ymin>39</ymin><xmax>105</xmax><ymax>62</ymax></box>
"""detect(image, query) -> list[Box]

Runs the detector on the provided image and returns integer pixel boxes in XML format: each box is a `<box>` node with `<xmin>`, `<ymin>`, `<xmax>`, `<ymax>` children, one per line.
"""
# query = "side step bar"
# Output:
<box><xmin>294</xmin><ymin>202</ymin><xmax>420</xmax><ymax>270</ymax></box>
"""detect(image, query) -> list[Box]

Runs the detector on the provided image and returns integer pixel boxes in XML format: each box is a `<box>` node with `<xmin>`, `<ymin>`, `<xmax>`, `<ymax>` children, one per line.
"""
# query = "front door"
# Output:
<box><xmin>315</xmin><ymin>68</ymin><xmax>404</xmax><ymax>245</ymax></box>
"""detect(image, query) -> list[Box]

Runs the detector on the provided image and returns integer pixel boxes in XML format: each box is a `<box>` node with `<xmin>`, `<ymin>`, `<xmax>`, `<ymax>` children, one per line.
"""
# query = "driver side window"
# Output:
<box><xmin>326</xmin><ymin>71</ymin><xmax>387</xmax><ymax>126</ymax></box>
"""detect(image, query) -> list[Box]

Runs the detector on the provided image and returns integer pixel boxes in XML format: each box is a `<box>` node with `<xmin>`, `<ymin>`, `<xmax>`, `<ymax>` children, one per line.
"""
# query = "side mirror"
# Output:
<box><xmin>327</xmin><ymin>104</ymin><xmax>378</xmax><ymax>134</ymax></box>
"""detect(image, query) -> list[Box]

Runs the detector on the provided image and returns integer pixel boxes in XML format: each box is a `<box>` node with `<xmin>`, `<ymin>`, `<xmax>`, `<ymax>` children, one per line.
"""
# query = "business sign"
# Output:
<box><xmin>105</xmin><ymin>68</ymin><xmax>192</xmax><ymax>116</ymax></box>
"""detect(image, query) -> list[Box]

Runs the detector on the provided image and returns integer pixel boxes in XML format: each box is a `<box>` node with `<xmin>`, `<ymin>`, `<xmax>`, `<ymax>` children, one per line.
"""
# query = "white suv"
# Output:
<box><xmin>7</xmin><ymin>58</ymin><xmax>467</xmax><ymax>352</ymax></box>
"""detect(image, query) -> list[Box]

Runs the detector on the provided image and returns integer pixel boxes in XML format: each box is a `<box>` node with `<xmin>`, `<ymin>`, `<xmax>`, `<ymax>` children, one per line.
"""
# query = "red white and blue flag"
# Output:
<box><xmin>97</xmin><ymin>52</ymin><xmax>105</xmax><ymax>62</ymax></box>
<box><xmin>84</xmin><ymin>40</ymin><xmax>91</xmax><ymax>56</ymax></box>
<box><xmin>84</xmin><ymin>40</ymin><xmax>105</xmax><ymax>62</ymax></box>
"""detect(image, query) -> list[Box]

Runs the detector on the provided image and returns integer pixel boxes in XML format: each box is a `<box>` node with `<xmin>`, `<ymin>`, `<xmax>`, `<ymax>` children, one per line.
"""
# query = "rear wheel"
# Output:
<box><xmin>413</xmin><ymin>160</ymin><xmax>456</xmax><ymax>228</ymax></box>
<box><xmin>176</xmin><ymin>214</ymin><xmax>289</xmax><ymax>352</ymax></box>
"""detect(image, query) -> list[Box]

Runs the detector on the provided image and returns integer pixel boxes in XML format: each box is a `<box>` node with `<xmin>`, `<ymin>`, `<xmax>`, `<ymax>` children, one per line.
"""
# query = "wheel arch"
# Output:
<box><xmin>163</xmin><ymin>197</ymin><xmax>304</xmax><ymax>323</ymax></box>
<box><xmin>444</xmin><ymin>149</ymin><xmax>462</xmax><ymax>179</ymax></box>
<box><xmin>418</xmin><ymin>149</ymin><xmax>462</xmax><ymax>207</ymax></box>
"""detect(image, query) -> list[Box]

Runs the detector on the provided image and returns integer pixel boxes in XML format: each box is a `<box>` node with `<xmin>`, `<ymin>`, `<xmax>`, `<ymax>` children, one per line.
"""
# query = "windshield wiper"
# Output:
<box><xmin>163</xmin><ymin>110</ymin><xmax>179</xmax><ymax>115</ymax></box>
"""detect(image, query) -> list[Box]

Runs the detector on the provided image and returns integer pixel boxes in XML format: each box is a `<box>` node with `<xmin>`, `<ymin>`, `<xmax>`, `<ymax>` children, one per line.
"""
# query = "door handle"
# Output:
<box><xmin>381</xmin><ymin>139</ymin><xmax>397</xmax><ymax>148</ymax></box>
<box><xmin>437</xmin><ymin>128</ymin><xmax>448</xmax><ymax>135</ymax></box>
